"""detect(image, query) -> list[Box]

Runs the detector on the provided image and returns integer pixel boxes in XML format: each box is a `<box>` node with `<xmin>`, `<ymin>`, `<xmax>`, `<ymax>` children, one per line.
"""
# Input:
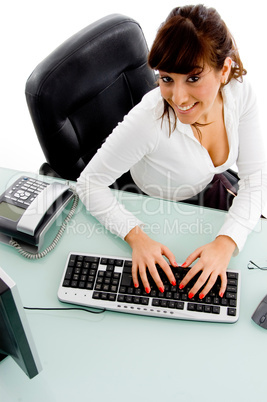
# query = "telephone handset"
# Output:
<box><xmin>0</xmin><ymin>176</ymin><xmax>78</xmax><ymax>258</ymax></box>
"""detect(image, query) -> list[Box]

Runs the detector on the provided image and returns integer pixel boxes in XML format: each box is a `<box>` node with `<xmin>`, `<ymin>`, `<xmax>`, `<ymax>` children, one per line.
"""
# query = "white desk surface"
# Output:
<box><xmin>0</xmin><ymin>167</ymin><xmax>267</xmax><ymax>402</ymax></box>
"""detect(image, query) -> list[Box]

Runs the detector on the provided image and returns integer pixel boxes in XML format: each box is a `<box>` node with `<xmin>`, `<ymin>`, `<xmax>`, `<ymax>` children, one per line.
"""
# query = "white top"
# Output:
<box><xmin>76</xmin><ymin>78</ymin><xmax>267</xmax><ymax>253</ymax></box>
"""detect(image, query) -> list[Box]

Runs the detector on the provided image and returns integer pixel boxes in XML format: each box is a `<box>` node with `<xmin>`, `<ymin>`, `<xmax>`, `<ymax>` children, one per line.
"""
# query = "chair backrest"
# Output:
<box><xmin>25</xmin><ymin>14</ymin><xmax>156</xmax><ymax>181</ymax></box>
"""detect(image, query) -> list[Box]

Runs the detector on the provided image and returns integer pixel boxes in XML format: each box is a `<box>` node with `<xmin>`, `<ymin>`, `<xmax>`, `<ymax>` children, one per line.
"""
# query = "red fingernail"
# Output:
<box><xmin>171</xmin><ymin>280</ymin><xmax>176</xmax><ymax>286</ymax></box>
<box><xmin>188</xmin><ymin>292</ymin><xmax>194</xmax><ymax>299</ymax></box>
<box><xmin>173</xmin><ymin>261</ymin><xmax>179</xmax><ymax>267</ymax></box>
<box><xmin>159</xmin><ymin>287</ymin><xmax>164</xmax><ymax>293</ymax></box>
<box><xmin>134</xmin><ymin>283</ymin><xmax>138</xmax><ymax>288</ymax></box>
<box><xmin>219</xmin><ymin>292</ymin><xmax>224</xmax><ymax>298</ymax></box>
<box><xmin>181</xmin><ymin>262</ymin><xmax>187</xmax><ymax>267</ymax></box>
<box><xmin>199</xmin><ymin>293</ymin><xmax>205</xmax><ymax>300</ymax></box>
<box><xmin>179</xmin><ymin>284</ymin><xmax>184</xmax><ymax>289</ymax></box>
<box><xmin>145</xmin><ymin>287</ymin><xmax>150</xmax><ymax>294</ymax></box>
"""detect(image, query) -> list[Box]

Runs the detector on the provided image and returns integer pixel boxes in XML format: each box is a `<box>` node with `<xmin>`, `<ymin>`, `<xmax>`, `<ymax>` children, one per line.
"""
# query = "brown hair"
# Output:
<box><xmin>148</xmin><ymin>5</ymin><xmax>247</xmax><ymax>134</ymax></box>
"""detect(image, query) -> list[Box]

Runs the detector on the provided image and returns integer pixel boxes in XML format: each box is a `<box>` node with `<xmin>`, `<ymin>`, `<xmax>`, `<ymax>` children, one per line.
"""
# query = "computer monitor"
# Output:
<box><xmin>0</xmin><ymin>266</ymin><xmax>42</xmax><ymax>379</ymax></box>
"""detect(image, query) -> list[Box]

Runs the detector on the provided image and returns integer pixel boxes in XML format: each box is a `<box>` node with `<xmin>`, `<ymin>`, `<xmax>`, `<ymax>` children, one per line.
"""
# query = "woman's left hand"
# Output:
<box><xmin>179</xmin><ymin>235</ymin><xmax>237</xmax><ymax>299</ymax></box>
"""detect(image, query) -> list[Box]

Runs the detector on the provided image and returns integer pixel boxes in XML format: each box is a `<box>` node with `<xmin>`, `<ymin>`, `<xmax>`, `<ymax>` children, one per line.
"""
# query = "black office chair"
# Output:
<box><xmin>25</xmin><ymin>14</ymin><xmax>156</xmax><ymax>191</ymax></box>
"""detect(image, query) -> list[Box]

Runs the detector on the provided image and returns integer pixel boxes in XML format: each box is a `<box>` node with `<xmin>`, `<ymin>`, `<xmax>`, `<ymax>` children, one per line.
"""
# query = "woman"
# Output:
<box><xmin>76</xmin><ymin>5</ymin><xmax>267</xmax><ymax>299</ymax></box>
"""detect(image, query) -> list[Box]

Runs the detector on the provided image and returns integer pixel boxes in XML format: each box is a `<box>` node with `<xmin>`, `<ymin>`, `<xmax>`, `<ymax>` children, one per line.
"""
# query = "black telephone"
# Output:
<box><xmin>0</xmin><ymin>176</ymin><xmax>78</xmax><ymax>258</ymax></box>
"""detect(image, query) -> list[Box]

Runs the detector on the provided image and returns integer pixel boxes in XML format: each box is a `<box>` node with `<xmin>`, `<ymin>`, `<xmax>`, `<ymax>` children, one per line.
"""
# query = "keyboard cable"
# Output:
<box><xmin>24</xmin><ymin>306</ymin><xmax>106</xmax><ymax>314</ymax></box>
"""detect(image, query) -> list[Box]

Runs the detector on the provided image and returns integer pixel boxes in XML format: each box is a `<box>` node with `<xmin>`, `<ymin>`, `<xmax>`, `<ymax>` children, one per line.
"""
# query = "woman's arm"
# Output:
<box><xmin>77</xmin><ymin>90</ymin><xmax>181</xmax><ymax>291</ymax></box>
<box><xmin>217</xmin><ymin>79</ymin><xmax>267</xmax><ymax>252</ymax></box>
<box><xmin>76</xmin><ymin>94</ymin><xmax>159</xmax><ymax>238</ymax></box>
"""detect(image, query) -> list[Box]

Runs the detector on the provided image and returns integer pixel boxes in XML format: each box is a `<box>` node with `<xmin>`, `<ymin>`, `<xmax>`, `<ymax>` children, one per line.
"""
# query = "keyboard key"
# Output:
<box><xmin>110</xmin><ymin>285</ymin><xmax>118</xmax><ymax>293</ymax></box>
<box><xmin>227</xmin><ymin>308</ymin><xmax>236</xmax><ymax>316</ymax></box>
<box><xmin>204</xmin><ymin>305</ymin><xmax>212</xmax><ymax>313</ymax></box>
<box><xmin>65</xmin><ymin>268</ymin><xmax>73</xmax><ymax>280</ymax></box>
<box><xmin>141</xmin><ymin>297</ymin><xmax>149</xmax><ymax>305</ymax></box>
<box><xmin>84</xmin><ymin>256</ymin><xmax>100</xmax><ymax>263</ymax></box>
<box><xmin>133</xmin><ymin>297</ymin><xmax>141</xmax><ymax>304</ymax></box>
<box><xmin>108</xmin><ymin>294</ymin><xmax>116</xmax><ymax>302</ymax></box>
<box><xmin>226</xmin><ymin>286</ymin><xmax>237</xmax><ymax>293</ymax></box>
<box><xmin>175</xmin><ymin>302</ymin><xmax>184</xmax><ymax>310</ymax></box>
<box><xmin>86</xmin><ymin>282</ymin><xmax>93</xmax><ymax>290</ymax></box>
<box><xmin>119</xmin><ymin>286</ymin><xmax>127</xmax><ymax>294</ymax></box>
<box><xmin>187</xmin><ymin>303</ymin><xmax>196</xmax><ymax>311</ymax></box>
<box><xmin>160</xmin><ymin>300</ymin><xmax>168</xmax><ymax>308</ymax></box>
<box><xmin>228</xmin><ymin>279</ymin><xmax>237</xmax><ymax>286</ymax></box>
<box><xmin>68</xmin><ymin>256</ymin><xmax>76</xmax><ymax>266</ymax></box>
<box><xmin>121</xmin><ymin>273</ymin><xmax>132</xmax><ymax>287</ymax></box>
<box><xmin>226</xmin><ymin>292</ymin><xmax>237</xmax><ymax>300</ymax></box>
<box><xmin>227</xmin><ymin>272</ymin><xmax>238</xmax><ymax>279</ymax></box>
<box><xmin>229</xmin><ymin>299</ymin><xmax>237</xmax><ymax>307</ymax></box>
<box><xmin>205</xmin><ymin>297</ymin><xmax>212</xmax><ymax>304</ymax></box>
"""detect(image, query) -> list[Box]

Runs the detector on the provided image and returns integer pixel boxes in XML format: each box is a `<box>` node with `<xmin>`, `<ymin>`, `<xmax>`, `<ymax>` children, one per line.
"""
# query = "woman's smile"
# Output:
<box><xmin>171</xmin><ymin>102</ymin><xmax>199</xmax><ymax>116</ymax></box>
<box><xmin>177</xmin><ymin>102</ymin><xmax>197</xmax><ymax>111</ymax></box>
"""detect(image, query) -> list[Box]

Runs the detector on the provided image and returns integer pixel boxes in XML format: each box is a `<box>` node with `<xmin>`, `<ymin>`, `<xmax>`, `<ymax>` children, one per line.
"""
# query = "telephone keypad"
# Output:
<box><xmin>3</xmin><ymin>177</ymin><xmax>49</xmax><ymax>209</ymax></box>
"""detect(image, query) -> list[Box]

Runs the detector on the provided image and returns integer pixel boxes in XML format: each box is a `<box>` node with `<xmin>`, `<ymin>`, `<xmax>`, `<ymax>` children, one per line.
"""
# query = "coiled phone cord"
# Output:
<box><xmin>9</xmin><ymin>189</ymin><xmax>79</xmax><ymax>260</ymax></box>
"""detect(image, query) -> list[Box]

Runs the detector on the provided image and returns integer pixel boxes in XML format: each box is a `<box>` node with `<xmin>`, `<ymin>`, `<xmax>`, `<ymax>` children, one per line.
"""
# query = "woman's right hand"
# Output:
<box><xmin>124</xmin><ymin>226</ymin><xmax>178</xmax><ymax>293</ymax></box>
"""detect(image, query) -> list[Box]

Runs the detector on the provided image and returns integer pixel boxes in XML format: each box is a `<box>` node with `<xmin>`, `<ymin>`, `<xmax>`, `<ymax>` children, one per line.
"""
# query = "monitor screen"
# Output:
<box><xmin>0</xmin><ymin>267</ymin><xmax>42</xmax><ymax>379</ymax></box>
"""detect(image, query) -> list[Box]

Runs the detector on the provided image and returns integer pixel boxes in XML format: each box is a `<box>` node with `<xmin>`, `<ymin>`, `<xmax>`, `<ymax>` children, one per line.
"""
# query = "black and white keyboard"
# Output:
<box><xmin>58</xmin><ymin>252</ymin><xmax>241</xmax><ymax>323</ymax></box>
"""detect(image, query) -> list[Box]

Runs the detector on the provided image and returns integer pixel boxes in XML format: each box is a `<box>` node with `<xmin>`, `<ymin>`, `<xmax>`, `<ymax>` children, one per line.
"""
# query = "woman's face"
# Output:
<box><xmin>158</xmin><ymin>59</ymin><xmax>231</xmax><ymax>125</ymax></box>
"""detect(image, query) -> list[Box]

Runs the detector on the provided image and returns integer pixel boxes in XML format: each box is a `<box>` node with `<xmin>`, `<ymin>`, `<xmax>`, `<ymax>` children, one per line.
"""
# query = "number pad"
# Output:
<box><xmin>4</xmin><ymin>177</ymin><xmax>49</xmax><ymax>209</ymax></box>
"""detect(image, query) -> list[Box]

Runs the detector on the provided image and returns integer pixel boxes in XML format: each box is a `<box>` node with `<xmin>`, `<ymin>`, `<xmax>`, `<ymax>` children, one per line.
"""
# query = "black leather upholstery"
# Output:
<box><xmin>25</xmin><ymin>14</ymin><xmax>156</xmax><ymax>185</ymax></box>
